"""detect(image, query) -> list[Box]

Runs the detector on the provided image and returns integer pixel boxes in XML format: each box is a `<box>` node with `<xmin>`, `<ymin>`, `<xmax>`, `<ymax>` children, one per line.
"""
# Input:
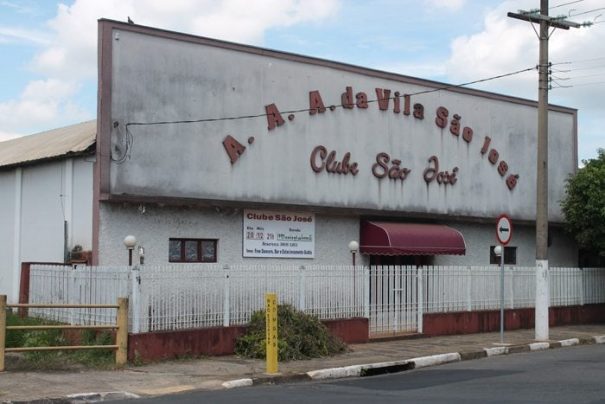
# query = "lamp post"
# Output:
<box><xmin>493</xmin><ymin>245</ymin><xmax>505</xmax><ymax>344</ymax></box>
<box><xmin>123</xmin><ymin>235</ymin><xmax>137</xmax><ymax>266</ymax></box>
<box><xmin>348</xmin><ymin>240</ymin><xmax>359</xmax><ymax>266</ymax></box>
<box><xmin>348</xmin><ymin>240</ymin><xmax>359</xmax><ymax>306</ymax></box>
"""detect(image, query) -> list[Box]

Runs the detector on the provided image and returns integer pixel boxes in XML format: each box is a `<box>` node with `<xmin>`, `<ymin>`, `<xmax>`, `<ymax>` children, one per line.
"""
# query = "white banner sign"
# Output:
<box><xmin>243</xmin><ymin>210</ymin><xmax>315</xmax><ymax>258</ymax></box>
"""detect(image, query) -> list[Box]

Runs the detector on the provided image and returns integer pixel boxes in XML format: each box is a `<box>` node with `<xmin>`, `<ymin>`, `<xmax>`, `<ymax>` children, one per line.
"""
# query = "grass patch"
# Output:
<box><xmin>235</xmin><ymin>304</ymin><xmax>347</xmax><ymax>361</ymax></box>
<box><xmin>5</xmin><ymin>310</ymin><xmax>115</xmax><ymax>370</ymax></box>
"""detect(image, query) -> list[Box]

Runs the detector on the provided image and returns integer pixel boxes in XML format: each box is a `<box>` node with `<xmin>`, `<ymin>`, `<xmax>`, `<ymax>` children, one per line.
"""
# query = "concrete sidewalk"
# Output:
<box><xmin>1</xmin><ymin>324</ymin><xmax>605</xmax><ymax>403</ymax></box>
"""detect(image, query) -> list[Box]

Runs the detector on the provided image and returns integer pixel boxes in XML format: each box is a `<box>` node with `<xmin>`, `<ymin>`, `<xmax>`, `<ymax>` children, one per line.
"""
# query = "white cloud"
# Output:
<box><xmin>188</xmin><ymin>0</ymin><xmax>340</xmax><ymax>43</ymax></box>
<box><xmin>0</xmin><ymin>26</ymin><xmax>50</xmax><ymax>45</ymax></box>
<box><xmin>0</xmin><ymin>130</ymin><xmax>22</xmax><ymax>142</ymax></box>
<box><xmin>445</xmin><ymin>0</ymin><xmax>605</xmax><ymax>98</ymax></box>
<box><xmin>2</xmin><ymin>0</ymin><xmax>340</xmax><ymax>137</ymax></box>
<box><xmin>0</xmin><ymin>79</ymin><xmax>91</xmax><ymax>135</ymax></box>
<box><xmin>29</xmin><ymin>0</ymin><xmax>340</xmax><ymax>80</ymax></box>
<box><xmin>425</xmin><ymin>0</ymin><xmax>466</xmax><ymax>12</ymax></box>
<box><xmin>443</xmin><ymin>0</ymin><xmax>605</xmax><ymax>160</ymax></box>
<box><xmin>376</xmin><ymin>61</ymin><xmax>448</xmax><ymax>78</ymax></box>
<box><xmin>0</xmin><ymin>1</ymin><xmax>38</xmax><ymax>15</ymax></box>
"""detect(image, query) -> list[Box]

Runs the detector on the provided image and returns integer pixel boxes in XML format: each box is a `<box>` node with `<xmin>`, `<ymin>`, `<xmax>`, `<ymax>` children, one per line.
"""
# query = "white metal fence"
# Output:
<box><xmin>135</xmin><ymin>264</ymin><xmax>365</xmax><ymax>333</ymax></box>
<box><xmin>27</xmin><ymin>264</ymin><xmax>605</xmax><ymax>335</ymax></box>
<box><xmin>28</xmin><ymin>265</ymin><xmax>130</xmax><ymax>325</ymax></box>
<box><xmin>29</xmin><ymin>264</ymin><xmax>366</xmax><ymax>333</ymax></box>
<box><xmin>422</xmin><ymin>266</ymin><xmax>605</xmax><ymax>313</ymax></box>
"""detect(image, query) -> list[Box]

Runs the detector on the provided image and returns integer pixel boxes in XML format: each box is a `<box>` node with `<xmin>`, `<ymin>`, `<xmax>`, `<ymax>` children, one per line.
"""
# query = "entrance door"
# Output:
<box><xmin>368</xmin><ymin>256</ymin><xmax>431</xmax><ymax>337</ymax></box>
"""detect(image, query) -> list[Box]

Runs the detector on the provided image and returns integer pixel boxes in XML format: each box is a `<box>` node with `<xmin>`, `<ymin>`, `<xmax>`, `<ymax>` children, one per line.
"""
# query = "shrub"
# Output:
<box><xmin>235</xmin><ymin>304</ymin><xmax>347</xmax><ymax>361</ymax></box>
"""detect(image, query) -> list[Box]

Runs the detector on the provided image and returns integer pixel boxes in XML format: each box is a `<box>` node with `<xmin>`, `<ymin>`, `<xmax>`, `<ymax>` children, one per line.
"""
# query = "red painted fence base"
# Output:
<box><xmin>422</xmin><ymin>304</ymin><xmax>605</xmax><ymax>337</ymax></box>
<box><xmin>128</xmin><ymin>317</ymin><xmax>369</xmax><ymax>363</ymax></box>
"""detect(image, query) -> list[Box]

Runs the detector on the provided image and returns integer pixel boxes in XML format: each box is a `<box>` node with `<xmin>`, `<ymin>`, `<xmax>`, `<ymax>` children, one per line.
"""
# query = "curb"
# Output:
<box><xmin>221</xmin><ymin>334</ymin><xmax>605</xmax><ymax>388</ymax></box>
<box><xmin>5</xmin><ymin>391</ymin><xmax>140</xmax><ymax>404</ymax></box>
<box><xmin>7</xmin><ymin>334</ymin><xmax>604</xmax><ymax>401</ymax></box>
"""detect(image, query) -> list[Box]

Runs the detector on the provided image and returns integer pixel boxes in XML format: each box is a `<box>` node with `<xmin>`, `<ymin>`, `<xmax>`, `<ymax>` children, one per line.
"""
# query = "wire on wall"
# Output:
<box><xmin>122</xmin><ymin>65</ymin><xmax>537</xmax><ymax>129</ymax></box>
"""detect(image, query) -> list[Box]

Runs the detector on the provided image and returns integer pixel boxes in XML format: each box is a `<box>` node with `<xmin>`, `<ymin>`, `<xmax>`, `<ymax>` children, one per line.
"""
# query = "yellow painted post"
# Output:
<box><xmin>265</xmin><ymin>293</ymin><xmax>278</xmax><ymax>374</ymax></box>
<box><xmin>0</xmin><ymin>295</ymin><xmax>6</xmax><ymax>372</ymax></box>
<box><xmin>115</xmin><ymin>297</ymin><xmax>128</xmax><ymax>368</ymax></box>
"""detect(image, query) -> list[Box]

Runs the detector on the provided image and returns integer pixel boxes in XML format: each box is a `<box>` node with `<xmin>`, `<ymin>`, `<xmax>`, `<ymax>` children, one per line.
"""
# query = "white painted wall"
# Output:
<box><xmin>106</xmin><ymin>28</ymin><xmax>576</xmax><ymax>223</ymax></box>
<box><xmin>20</xmin><ymin>161</ymin><xmax>66</xmax><ymax>264</ymax></box>
<box><xmin>0</xmin><ymin>170</ymin><xmax>17</xmax><ymax>301</ymax></box>
<box><xmin>72</xmin><ymin>158</ymin><xmax>95</xmax><ymax>250</ymax></box>
<box><xmin>0</xmin><ymin>157</ymin><xmax>94</xmax><ymax>302</ymax></box>
<box><xmin>98</xmin><ymin>203</ymin><xmax>577</xmax><ymax>268</ymax></box>
<box><xmin>98</xmin><ymin>203</ymin><xmax>363</xmax><ymax>267</ymax></box>
<box><xmin>435</xmin><ymin>222</ymin><xmax>577</xmax><ymax>267</ymax></box>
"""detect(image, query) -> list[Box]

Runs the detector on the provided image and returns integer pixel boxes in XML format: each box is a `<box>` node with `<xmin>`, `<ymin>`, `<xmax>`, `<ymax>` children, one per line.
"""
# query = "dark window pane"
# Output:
<box><xmin>505</xmin><ymin>247</ymin><xmax>517</xmax><ymax>265</ymax></box>
<box><xmin>201</xmin><ymin>240</ymin><xmax>216</xmax><ymax>261</ymax></box>
<box><xmin>185</xmin><ymin>240</ymin><xmax>199</xmax><ymax>261</ymax></box>
<box><xmin>490</xmin><ymin>246</ymin><xmax>499</xmax><ymax>264</ymax></box>
<box><xmin>490</xmin><ymin>246</ymin><xmax>517</xmax><ymax>265</ymax></box>
<box><xmin>169</xmin><ymin>240</ymin><xmax>182</xmax><ymax>262</ymax></box>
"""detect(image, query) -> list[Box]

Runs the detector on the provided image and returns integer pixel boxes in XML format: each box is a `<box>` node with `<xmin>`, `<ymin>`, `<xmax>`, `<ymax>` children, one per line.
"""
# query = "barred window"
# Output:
<box><xmin>169</xmin><ymin>238</ymin><xmax>217</xmax><ymax>263</ymax></box>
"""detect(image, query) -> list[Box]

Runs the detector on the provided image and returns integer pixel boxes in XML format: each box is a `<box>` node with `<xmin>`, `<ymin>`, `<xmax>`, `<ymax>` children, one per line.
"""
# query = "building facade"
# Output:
<box><xmin>0</xmin><ymin>20</ymin><xmax>579</xmax><ymax>303</ymax></box>
<box><xmin>94</xmin><ymin>19</ymin><xmax>578</xmax><ymax>268</ymax></box>
<box><xmin>0</xmin><ymin>122</ymin><xmax>96</xmax><ymax>302</ymax></box>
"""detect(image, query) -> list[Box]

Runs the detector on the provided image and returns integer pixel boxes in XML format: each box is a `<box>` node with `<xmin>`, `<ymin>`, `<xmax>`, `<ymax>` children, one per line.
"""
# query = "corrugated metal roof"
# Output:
<box><xmin>0</xmin><ymin>120</ymin><xmax>96</xmax><ymax>169</ymax></box>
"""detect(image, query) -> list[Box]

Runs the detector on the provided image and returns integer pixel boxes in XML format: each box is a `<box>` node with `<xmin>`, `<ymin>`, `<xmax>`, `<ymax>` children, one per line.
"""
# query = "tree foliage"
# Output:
<box><xmin>561</xmin><ymin>149</ymin><xmax>605</xmax><ymax>256</ymax></box>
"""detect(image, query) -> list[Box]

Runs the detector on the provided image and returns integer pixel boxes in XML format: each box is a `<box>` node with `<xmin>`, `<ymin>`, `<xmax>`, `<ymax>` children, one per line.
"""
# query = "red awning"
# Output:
<box><xmin>360</xmin><ymin>221</ymin><xmax>466</xmax><ymax>256</ymax></box>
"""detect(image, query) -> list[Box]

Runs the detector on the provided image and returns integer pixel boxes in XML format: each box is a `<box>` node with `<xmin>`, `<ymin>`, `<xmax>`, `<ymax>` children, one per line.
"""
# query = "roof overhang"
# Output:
<box><xmin>0</xmin><ymin>120</ymin><xmax>96</xmax><ymax>169</ymax></box>
<box><xmin>360</xmin><ymin>221</ymin><xmax>466</xmax><ymax>256</ymax></box>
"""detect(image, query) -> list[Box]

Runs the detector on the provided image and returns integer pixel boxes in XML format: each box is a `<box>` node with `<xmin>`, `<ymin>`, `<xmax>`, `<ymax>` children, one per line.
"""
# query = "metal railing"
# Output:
<box><xmin>23</xmin><ymin>264</ymin><xmax>605</xmax><ymax>335</ymax></box>
<box><xmin>0</xmin><ymin>295</ymin><xmax>128</xmax><ymax>372</ymax></box>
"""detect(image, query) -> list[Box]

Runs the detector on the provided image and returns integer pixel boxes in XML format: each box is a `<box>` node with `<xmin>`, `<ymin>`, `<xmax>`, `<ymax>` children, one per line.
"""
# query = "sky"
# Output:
<box><xmin>0</xmin><ymin>0</ymin><xmax>603</xmax><ymax>162</ymax></box>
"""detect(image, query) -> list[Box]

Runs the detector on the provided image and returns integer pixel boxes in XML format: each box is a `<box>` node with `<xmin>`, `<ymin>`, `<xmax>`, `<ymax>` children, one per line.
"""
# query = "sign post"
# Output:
<box><xmin>265</xmin><ymin>293</ymin><xmax>278</xmax><ymax>374</ymax></box>
<box><xmin>496</xmin><ymin>214</ymin><xmax>513</xmax><ymax>344</ymax></box>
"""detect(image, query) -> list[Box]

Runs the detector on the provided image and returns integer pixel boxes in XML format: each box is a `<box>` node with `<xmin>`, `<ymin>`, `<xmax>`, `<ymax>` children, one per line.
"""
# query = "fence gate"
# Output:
<box><xmin>368</xmin><ymin>266</ymin><xmax>420</xmax><ymax>337</ymax></box>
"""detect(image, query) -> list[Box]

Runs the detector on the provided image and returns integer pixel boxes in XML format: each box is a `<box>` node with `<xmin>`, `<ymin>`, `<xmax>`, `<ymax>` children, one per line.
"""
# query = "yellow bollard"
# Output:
<box><xmin>265</xmin><ymin>293</ymin><xmax>278</xmax><ymax>374</ymax></box>
<box><xmin>0</xmin><ymin>295</ymin><xmax>6</xmax><ymax>372</ymax></box>
<box><xmin>115</xmin><ymin>297</ymin><xmax>129</xmax><ymax>368</ymax></box>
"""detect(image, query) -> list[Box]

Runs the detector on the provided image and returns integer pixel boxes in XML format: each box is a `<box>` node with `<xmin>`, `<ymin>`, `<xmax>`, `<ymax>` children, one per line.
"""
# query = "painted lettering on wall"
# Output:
<box><xmin>372</xmin><ymin>152</ymin><xmax>411</xmax><ymax>181</ymax></box>
<box><xmin>310</xmin><ymin>145</ymin><xmax>359</xmax><ymax>176</ymax></box>
<box><xmin>223</xmin><ymin>85</ymin><xmax>520</xmax><ymax>191</ymax></box>
<box><xmin>423</xmin><ymin>156</ymin><xmax>458</xmax><ymax>186</ymax></box>
<box><xmin>309</xmin><ymin>147</ymin><xmax>458</xmax><ymax>186</ymax></box>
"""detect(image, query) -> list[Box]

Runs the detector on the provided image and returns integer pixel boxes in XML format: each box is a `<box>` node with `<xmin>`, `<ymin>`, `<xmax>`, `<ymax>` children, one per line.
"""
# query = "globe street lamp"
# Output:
<box><xmin>348</xmin><ymin>240</ymin><xmax>359</xmax><ymax>266</ymax></box>
<box><xmin>123</xmin><ymin>235</ymin><xmax>137</xmax><ymax>266</ymax></box>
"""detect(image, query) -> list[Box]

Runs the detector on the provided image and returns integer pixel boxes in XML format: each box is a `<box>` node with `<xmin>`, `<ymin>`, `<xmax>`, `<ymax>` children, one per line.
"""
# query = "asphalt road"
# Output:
<box><xmin>114</xmin><ymin>344</ymin><xmax>605</xmax><ymax>404</ymax></box>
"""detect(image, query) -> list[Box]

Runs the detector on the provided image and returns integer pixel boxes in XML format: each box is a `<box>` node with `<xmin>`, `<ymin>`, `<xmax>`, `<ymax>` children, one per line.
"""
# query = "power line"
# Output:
<box><xmin>569</xmin><ymin>7</ymin><xmax>605</xmax><ymax>17</ymax></box>
<box><xmin>125</xmin><ymin>66</ymin><xmax>536</xmax><ymax>128</ymax></box>
<box><xmin>552</xmin><ymin>65</ymin><xmax>605</xmax><ymax>73</ymax></box>
<box><xmin>569</xmin><ymin>72</ymin><xmax>605</xmax><ymax>79</ymax></box>
<box><xmin>550</xmin><ymin>0</ymin><xmax>584</xmax><ymax>9</ymax></box>
<box><xmin>560</xmin><ymin>80</ymin><xmax>605</xmax><ymax>86</ymax></box>
<box><xmin>556</xmin><ymin>56</ymin><xmax>605</xmax><ymax>63</ymax></box>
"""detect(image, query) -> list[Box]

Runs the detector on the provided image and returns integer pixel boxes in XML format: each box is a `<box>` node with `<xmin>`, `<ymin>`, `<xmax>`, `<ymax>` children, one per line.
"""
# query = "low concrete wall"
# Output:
<box><xmin>323</xmin><ymin>317</ymin><xmax>369</xmax><ymax>344</ymax></box>
<box><xmin>128</xmin><ymin>317</ymin><xmax>368</xmax><ymax>362</ymax></box>
<box><xmin>422</xmin><ymin>304</ymin><xmax>605</xmax><ymax>337</ymax></box>
<box><xmin>128</xmin><ymin>325</ymin><xmax>247</xmax><ymax>362</ymax></box>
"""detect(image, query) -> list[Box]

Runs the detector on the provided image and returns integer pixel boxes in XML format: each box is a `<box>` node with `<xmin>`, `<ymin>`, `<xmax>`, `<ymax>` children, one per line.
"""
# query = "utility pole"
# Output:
<box><xmin>508</xmin><ymin>1</ymin><xmax>585</xmax><ymax>341</ymax></box>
